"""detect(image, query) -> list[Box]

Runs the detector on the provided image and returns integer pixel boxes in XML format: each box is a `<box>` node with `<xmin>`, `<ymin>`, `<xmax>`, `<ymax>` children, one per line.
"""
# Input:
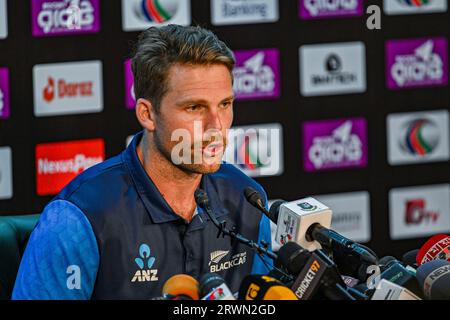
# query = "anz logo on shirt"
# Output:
<box><xmin>131</xmin><ymin>244</ymin><xmax>159</xmax><ymax>283</ymax></box>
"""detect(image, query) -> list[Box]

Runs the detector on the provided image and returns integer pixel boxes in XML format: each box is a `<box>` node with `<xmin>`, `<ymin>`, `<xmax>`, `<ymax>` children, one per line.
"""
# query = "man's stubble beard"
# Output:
<box><xmin>153</xmin><ymin>127</ymin><xmax>226</xmax><ymax>175</ymax></box>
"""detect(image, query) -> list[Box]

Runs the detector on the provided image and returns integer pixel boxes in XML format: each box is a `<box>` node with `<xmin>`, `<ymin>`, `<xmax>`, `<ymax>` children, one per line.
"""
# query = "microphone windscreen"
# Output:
<box><xmin>416</xmin><ymin>234</ymin><xmax>450</xmax><ymax>266</ymax></box>
<box><xmin>402</xmin><ymin>249</ymin><xmax>419</xmax><ymax>268</ymax></box>
<box><xmin>378</xmin><ymin>256</ymin><xmax>397</xmax><ymax>271</ymax></box>
<box><xmin>238</xmin><ymin>275</ymin><xmax>297</xmax><ymax>300</ymax></box>
<box><xmin>199</xmin><ymin>273</ymin><xmax>226</xmax><ymax>298</ymax></box>
<box><xmin>416</xmin><ymin>260</ymin><xmax>450</xmax><ymax>300</ymax></box>
<box><xmin>162</xmin><ymin>274</ymin><xmax>200</xmax><ymax>300</ymax></box>
<box><xmin>276</xmin><ymin>241</ymin><xmax>309</xmax><ymax>275</ymax></box>
<box><xmin>268</xmin><ymin>200</ymin><xmax>286</xmax><ymax>223</ymax></box>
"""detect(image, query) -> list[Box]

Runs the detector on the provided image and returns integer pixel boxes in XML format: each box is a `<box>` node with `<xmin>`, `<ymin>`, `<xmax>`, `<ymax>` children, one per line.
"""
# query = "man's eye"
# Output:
<box><xmin>221</xmin><ymin>101</ymin><xmax>232</xmax><ymax>109</ymax></box>
<box><xmin>187</xmin><ymin>105</ymin><xmax>202</xmax><ymax>111</ymax></box>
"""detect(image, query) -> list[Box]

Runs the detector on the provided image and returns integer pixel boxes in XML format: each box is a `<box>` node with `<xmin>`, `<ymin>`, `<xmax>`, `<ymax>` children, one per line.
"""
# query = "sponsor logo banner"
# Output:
<box><xmin>224</xmin><ymin>123</ymin><xmax>283</xmax><ymax>177</ymax></box>
<box><xmin>31</xmin><ymin>0</ymin><xmax>101</xmax><ymax>37</ymax></box>
<box><xmin>389</xmin><ymin>184</ymin><xmax>450</xmax><ymax>240</ymax></box>
<box><xmin>386</xmin><ymin>37</ymin><xmax>448</xmax><ymax>90</ymax></box>
<box><xmin>299</xmin><ymin>42</ymin><xmax>366</xmax><ymax>96</ymax></box>
<box><xmin>384</xmin><ymin>0</ymin><xmax>447</xmax><ymax>15</ymax></box>
<box><xmin>314</xmin><ymin>191</ymin><xmax>371</xmax><ymax>243</ymax></box>
<box><xmin>211</xmin><ymin>0</ymin><xmax>279</xmax><ymax>25</ymax></box>
<box><xmin>0</xmin><ymin>0</ymin><xmax>7</xmax><ymax>39</ymax></box>
<box><xmin>122</xmin><ymin>0</ymin><xmax>191</xmax><ymax>32</ymax></box>
<box><xmin>0</xmin><ymin>146</ymin><xmax>13</xmax><ymax>200</ymax></box>
<box><xmin>0</xmin><ymin>67</ymin><xmax>10</xmax><ymax>120</ymax></box>
<box><xmin>35</xmin><ymin>139</ymin><xmax>105</xmax><ymax>196</ymax></box>
<box><xmin>233</xmin><ymin>48</ymin><xmax>280</xmax><ymax>100</ymax></box>
<box><xmin>299</xmin><ymin>0</ymin><xmax>364</xmax><ymax>19</ymax></box>
<box><xmin>303</xmin><ymin>118</ymin><xmax>368</xmax><ymax>171</ymax></box>
<box><xmin>387</xmin><ymin>110</ymin><xmax>450</xmax><ymax>165</ymax></box>
<box><xmin>124</xmin><ymin>59</ymin><xmax>136</xmax><ymax>109</ymax></box>
<box><xmin>33</xmin><ymin>60</ymin><xmax>103</xmax><ymax>117</ymax></box>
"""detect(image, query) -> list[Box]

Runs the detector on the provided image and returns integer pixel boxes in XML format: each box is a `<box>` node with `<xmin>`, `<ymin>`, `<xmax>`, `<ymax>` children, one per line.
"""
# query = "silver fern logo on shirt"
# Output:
<box><xmin>208</xmin><ymin>250</ymin><xmax>247</xmax><ymax>273</ymax></box>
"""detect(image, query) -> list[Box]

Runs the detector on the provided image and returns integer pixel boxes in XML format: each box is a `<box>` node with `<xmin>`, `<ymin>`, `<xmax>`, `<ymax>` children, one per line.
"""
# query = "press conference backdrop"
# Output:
<box><xmin>0</xmin><ymin>0</ymin><xmax>450</xmax><ymax>259</ymax></box>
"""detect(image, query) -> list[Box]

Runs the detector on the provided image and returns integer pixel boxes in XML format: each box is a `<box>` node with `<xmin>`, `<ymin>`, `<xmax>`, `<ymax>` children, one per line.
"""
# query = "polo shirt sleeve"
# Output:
<box><xmin>12</xmin><ymin>200</ymin><xmax>99</xmax><ymax>300</ymax></box>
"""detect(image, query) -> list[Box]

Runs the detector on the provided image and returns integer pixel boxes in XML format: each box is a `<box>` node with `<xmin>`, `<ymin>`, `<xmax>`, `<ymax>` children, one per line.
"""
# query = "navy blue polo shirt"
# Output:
<box><xmin>12</xmin><ymin>131</ymin><xmax>273</xmax><ymax>300</ymax></box>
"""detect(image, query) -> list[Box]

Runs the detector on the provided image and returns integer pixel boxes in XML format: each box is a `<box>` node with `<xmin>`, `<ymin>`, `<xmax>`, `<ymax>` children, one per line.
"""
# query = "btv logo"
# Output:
<box><xmin>42</xmin><ymin>76</ymin><xmax>93</xmax><ymax>103</ymax></box>
<box><xmin>131</xmin><ymin>244</ymin><xmax>159</xmax><ymax>282</ymax></box>
<box><xmin>405</xmin><ymin>199</ymin><xmax>439</xmax><ymax>225</ymax></box>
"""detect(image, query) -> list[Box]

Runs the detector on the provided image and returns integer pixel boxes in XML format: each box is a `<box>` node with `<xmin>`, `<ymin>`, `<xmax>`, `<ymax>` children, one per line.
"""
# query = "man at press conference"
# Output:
<box><xmin>12</xmin><ymin>24</ymin><xmax>273</xmax><ymax>299</ymax></box>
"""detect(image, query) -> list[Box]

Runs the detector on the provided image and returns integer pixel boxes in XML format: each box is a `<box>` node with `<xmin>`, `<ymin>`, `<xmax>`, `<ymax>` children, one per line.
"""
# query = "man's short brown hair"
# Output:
<box><xmin>131</xmin><ymin>24</ymin><xmax>235</xmax><ymax>112</ymax></box>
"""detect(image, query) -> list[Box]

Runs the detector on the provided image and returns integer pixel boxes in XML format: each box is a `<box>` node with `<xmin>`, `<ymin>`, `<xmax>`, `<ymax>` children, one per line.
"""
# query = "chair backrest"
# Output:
<box><xmin>0</xmin><ymin>214</ymin><xmax>40</xmax><ymax>300</ymax></box>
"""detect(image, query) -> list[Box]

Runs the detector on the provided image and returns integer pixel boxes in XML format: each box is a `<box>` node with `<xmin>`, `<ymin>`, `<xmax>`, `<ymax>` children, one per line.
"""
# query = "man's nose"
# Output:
<box><xmin>204</xmin><ymin>106</ymin><xmax>223</xmax><ymax>131</ymax></box>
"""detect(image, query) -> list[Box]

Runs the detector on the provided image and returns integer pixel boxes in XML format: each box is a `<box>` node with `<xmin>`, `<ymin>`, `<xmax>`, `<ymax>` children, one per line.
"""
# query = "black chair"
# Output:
<box><xmin>0</xmin><ymin>214</ymin><xmax>40</xmax><ymax>300</ymax></box>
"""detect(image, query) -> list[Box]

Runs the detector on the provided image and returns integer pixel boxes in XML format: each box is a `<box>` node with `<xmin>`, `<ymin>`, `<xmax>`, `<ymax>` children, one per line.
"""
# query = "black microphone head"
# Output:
<box><xmin>199</xmin><ymin>273</ymin><xmax>225</xmax><ymax>298</ymax></box>
<box><xmin>402</xmin><ymin>249</ymin><xmax>420</xmax><ymax>268</ymax></box>
<box><xmin>378</xmin><ymin>256</ymin><xmax>397</xmax><ymax>271</ymax></box>
<box><xmin>276</xmin><ymin>241</ymin><xmax>310</xmax><ymax>275</ymax></box>
<box><xmin>268</xmin><ymin>200</ymin><xmax>286</xmax><ymax>223</ymax></box>
<box><xmin>194</xmin><ymin>189</ymin><xmax>208</xmax><ymax>206</ymax></box>
<box><xmin>244</xmin><ymin>186</ymin><xmax>258</xmax><ymax>201</ymax></box>
<box><xmin>416</xmin><ymin>259</ymin><xmax>450</xmax><ymax>300</ymax></box>
<box><xmin>243</xmin><ymin>187</ymin><xmax>266</xmax><ymax>212</ymax></box>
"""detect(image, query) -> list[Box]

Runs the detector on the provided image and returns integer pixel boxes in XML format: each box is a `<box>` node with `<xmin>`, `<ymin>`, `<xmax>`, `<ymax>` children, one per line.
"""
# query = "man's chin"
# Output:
<box><xmin>178</xmin><ymin>162</ymin><xmax>222</xmax><ymax>175</ymax></box>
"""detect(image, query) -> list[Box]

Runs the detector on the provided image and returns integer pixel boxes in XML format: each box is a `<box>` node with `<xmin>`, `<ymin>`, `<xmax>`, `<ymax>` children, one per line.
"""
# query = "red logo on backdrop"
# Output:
<box><xmin>43</xmin><ymin>77</ymin><xmax>55</xmax><ymax>102</ymax></box>
<box><xmin>42</xmin><ymin>77</ymin><xmax>93</xmax><ymax>103</ymax></box>
<box><xmin>404</xmin><ymin>199</ymin><xmax>440</xmax><ymax>225</ymax></box>
<box><xmin>36</xmin><ymin>139</ymin><xmax>105</xmax><ymax>196</ymax></box>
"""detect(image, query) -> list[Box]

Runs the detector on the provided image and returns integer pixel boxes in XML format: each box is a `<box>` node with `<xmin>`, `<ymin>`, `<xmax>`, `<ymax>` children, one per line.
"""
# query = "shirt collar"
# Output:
<box><xmin>123</xmin><ymin>131</ymin><xmax>229</xmax><ymax>224</ymax></box>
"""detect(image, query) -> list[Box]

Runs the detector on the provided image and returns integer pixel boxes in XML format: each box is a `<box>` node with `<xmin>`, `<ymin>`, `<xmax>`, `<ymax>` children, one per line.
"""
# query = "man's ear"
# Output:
<box><xmin>136</xmin><ymin>98</ymin><xmax>156</xmax><ymax>131</ymax></box>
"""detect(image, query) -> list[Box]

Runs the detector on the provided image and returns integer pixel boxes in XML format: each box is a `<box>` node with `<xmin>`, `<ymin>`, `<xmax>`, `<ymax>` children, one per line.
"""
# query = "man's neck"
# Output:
<box><xmin>136</xmin><ymin>137</ymin><xmax>202</xmax><ymax>222</ymax></box>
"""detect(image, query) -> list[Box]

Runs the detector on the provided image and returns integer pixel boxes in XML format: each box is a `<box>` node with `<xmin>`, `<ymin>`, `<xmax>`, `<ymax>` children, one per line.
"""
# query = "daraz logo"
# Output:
<box><xmin>42</xmin><ymin>77</ymin><xmax>94</xmax><ymax>103</ymax></box>
<box><xmin>33</xmin><ymin>61</ymin><xmax>103</xmax><ymax>117</ymax></box>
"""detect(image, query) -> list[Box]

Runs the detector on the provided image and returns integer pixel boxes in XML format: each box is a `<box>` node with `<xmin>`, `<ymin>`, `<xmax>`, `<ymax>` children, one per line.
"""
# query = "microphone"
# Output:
<box><xmin>199</xmin><ymin>273</ymin><xmax>235</xmax><ymax>300</ymax></box>
<box><xmin>416</xmin><ymin>260</ymin><xmax>450</xmax><ymax>300</ymax></box>
<box><xmin>416</xmin><ymin>234</ymin><xmax>450</xmax><ymax>266</ymax></box>
<box><xmin>252</xmin><ymin>194</ymin><xmax>377</xmax><ymax>265</ymax></box>
<box><xmin>276</xmin><ymin>242</ymin><xmax>360</xmax><ymax>300</ymax></box>
<box><xmin>194</xmin><ymin>189</ymin><xmax>277</xmax><ymax>261</ymax></box>
<box><xmin>161</xmin><ymin>274</ymin><xmax>200</xmax><ymax>300</ymax></box>
<box><xmin>354</xmin><ymin>256</ymin><xmax>423</xmax><ymax>298</ymax></box>
<box><xmin>238</xmin><ymin>275</ymin><xmax>298</xmax><ymax>300</ymax></box>
<box><xmin>370</xmin><ymin>279</ymin><xmax>421</xmax><ymax>300</ymax></box>
<box><xmin>402</xmin><ymin>249</ymin><xmax>420</xmax><ymax>269</ymax></box>
<box><xmin>244</xmin><ymin>187</ymin><xmax>270</xmax><ymax>215</ymax></box>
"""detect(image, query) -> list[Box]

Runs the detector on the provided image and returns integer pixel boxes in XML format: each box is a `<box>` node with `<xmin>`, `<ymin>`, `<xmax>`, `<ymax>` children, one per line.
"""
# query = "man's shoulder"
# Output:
<box><xmin>54</xmin><ymin>153</ymin><xmax>130</xmax><ymax>210</ymax></box>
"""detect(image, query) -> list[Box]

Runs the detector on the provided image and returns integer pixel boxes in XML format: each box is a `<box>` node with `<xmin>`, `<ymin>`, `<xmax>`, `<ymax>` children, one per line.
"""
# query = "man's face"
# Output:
<box><xmin>152</xmin><ymin>63</ymin><xmax>234</xmax><ymax>174</ymax></box>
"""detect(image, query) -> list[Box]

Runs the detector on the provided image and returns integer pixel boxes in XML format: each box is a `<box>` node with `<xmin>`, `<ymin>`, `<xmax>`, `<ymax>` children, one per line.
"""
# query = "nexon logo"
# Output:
<box><xmin>131</xmin><ymin>244</ymin><xmax>159</xmax><ymax>283</ymax></box>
